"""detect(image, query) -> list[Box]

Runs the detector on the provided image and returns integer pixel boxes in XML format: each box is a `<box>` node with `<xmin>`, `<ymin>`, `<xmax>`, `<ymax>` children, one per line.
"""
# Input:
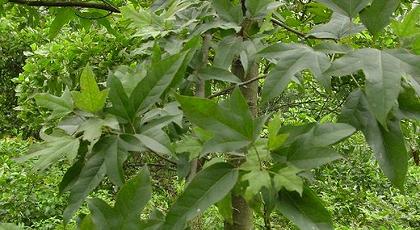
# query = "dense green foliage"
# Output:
<box><xmin>1</xmin><ymin>0</ymin><xmax>419</xmax><ymax>229</ymax></box>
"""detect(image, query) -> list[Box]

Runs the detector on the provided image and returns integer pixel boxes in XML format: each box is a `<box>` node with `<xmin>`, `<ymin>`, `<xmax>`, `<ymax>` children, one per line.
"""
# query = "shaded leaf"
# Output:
<box><xmin>196</xmin><ymin>66</ymin><xmax>242</xmax><ymax>83</ymax></box>
<box><xmin>177</xmin><ymin>88</ymin><xmax>255</xmax><ymax>154</ymax></box>
<box><xmin>360</xmin><ymin>0</ymin><xmax>400</xmax><ymax>35</ymax></box>
<box><xmin>16</xmin><ymin>133</ymin><xmax>79</xmax><ymax>171</ymax></box>
<box><xmin>308</xmin><ymin>13</ymin><xmax>365</xmax><ymax>40</ymax></box>
<box><xmin>258</xmin><ymin>43</ymin><xmax>331</xmax><ymax>102</ymax></box>
<box><xmin>315</xmin><ymin>0</ymin><xmax>371</xmax><ymax>18</ymax></box>
<box><xmin>130</xmin><ymin>52</ymin><xmax>187</xmax><ymax>114</ymax></box>
<box><xmin>162</xmin><ymin>163</ymin><xmax>238</xmax><ymax>230</ymax></box>
<box><xmin>276</xmin><ymin>186</ymin><xmax>334</xmax><ymax>230</ymax></box>
<box><xmin>34</xmin><ymin>88</ymin><xmax>73</xmax><ymax>118</ymax></box>
<box><xmin>325</xmin><ymin>48</ymin><xmax>410</xmax><ymax>127</ymax></box>
<box><xmin>339</xmin><ymin>90</ymin><xmax>408</xmax><ymax>188</ymax></box>
<box><xmin>211</xmin><ymin>0</ymin><xmax>243</xmax><ymax>24</ymax></box>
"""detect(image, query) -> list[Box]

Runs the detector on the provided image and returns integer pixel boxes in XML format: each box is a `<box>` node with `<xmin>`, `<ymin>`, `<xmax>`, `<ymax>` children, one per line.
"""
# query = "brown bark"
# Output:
<box><xmin>224</xmin><ymin>59</ymin><xmax>259</xmax><ymax>230</ymax></box>
<box><xmin>187</xmin><ymin>33</ymin><xmax>212</xmax><ymax>183</ymax></box>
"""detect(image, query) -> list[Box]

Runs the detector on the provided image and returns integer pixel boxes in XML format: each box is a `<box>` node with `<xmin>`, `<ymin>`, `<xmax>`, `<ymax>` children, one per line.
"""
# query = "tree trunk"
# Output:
<box><xmin>224</xmin><ymin>59</ymin><xmax>259</xmax><ymax>230</ymax></box>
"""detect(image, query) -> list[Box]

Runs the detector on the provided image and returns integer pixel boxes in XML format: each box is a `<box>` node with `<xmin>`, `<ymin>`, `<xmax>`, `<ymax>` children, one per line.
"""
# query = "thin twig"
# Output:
<box><xmin>8</xmin><ymin>0</ymin><xmax>121</xmax><ymax>13</ymax></box>
<box><xmin>271</xmin><ymin>18</ymin><xmax>338</xmax><ymax>41</ymax></box>
<box><xmin>208</xmin><ymin>75</ymin><xmax>265</xmax><ymax>99</ymax></box>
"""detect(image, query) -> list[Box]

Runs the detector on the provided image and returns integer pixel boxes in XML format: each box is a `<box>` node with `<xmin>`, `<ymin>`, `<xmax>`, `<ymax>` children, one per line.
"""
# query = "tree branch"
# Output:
<box><xmin>208</xmin><ymin>75</ymin><xmax>266</xmax><ymax>99</ymax></box>
<box><xmin>271</xmin><ymin>18</ymin><xmax>337</xmax><ymax>41</ymax></box>
<box><xmin>7</xmin><ymin>0</ymin><xmax>121</xmax><ymax>13</ymax></box>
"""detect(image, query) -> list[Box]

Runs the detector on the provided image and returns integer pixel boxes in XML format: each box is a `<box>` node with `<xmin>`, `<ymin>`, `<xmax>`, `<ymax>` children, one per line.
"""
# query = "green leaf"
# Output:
<box><xmin>79</xmin><ymin>215</ymin><xmax>95</xmax><ymax>230</ymax></box>
<box><xmin>398</xmin><ymin>85</ymin><xmax>420</xmax><ymax>120</ymax></box>
<box><xmin>114</xmin><ymin>167</ymin><xmax>152</xmax><ymax>227</ymax></box>
<box><xmin>34</xmin><ymin>88</ymin><xmax>73</xmax><ymax>118</ymax></box>
<box><xmin>64</xmin><ymin>152</ymin><xmax>106</xmax><ymax>222</ymax></box>
<box><xmin>245</xmin><ymin>0</ymin><xmax>282</xmax><ymax>18</ymax></box>
<box><xmin>136</xmin><ymin>132</ymin><xmax>173</xmax><ymax>156</ymax></box>
<box><xmin>177</xmin><ymin>88</ymin><xmax>255</xmax><ymax>154</ymax></box>
<box><xmin>16</xmin><ymin>133</ymin><xmax>79</xmax><ymax>171</ymax></box>
<box><xmin>196</xmin><ymin>66</ymin><xmax>242</xmax><ymax>83</ymax></box>
<box><xmin>273</xmin><ymin>123</ymin><xmax>354</xmax><ymax>169</ymax></box>
<box><xmin>360</xmin><ymin>0</ymin><xmax>400</xmax><ymax>35</ymax></box>
<box><xmin>211</xmin><ymin>0</ymin><xmax>243</xmax><ymax>25</ymax></box>
<box><xmin>76</xmin><ymin>116</ymin><xmax>119</xmax><ymax>142</ymax></box>
<box><xmin>0</xmin><ymin>223</ymin><xmax>24</xmax><ymax>230</ymax></box>
<box><xmin>98</xmin><ymin>136</ymin><xmax>127</xmax><ymax>186</ymax></box>
<box><xmin>391</xmin><ymin>6</ymin><xmax>420</xmax><ymax>38</ymax></box>
<box><xmin>216</xmin><ymin>194</ymin><xmax>233</xmax><ymax>225</ymax></box>
<box><xmin>88</xmin><ymin>198</ymin><xmax>118</xmax><ymax>230</ymax></box>
<box><xmin>162</xmin><ymin>163</ymin><xmax>238</xmax><ymax>230</ymax></box>
<box><xmin>258</xmin><ymin>43</ymin><xmax>331</xmax><ymax>103</ymax></box>
<box><xmin>339</xmin><ymin>90</ymin><xmax>408</xmax><ymax>188</ymax></box>
<box><xmin>268</xmin><ymin>115</ymin><xmax>288</xmax><ymax>151</ymax></box>
<box><xmin>86</xmin><ymin>168</ymin><xmax>152</xmax><ymax>230</ymax></box>
<box><xmin>108</xmin><ymin>75</ymin><xmax>136</xmax><ymax>123</ymax></box>
<box><xmin>130</xmin><ymin>52</ymin><xmax>187</xmax><ymax>114</ymax></box>
<box><xmin>213</xmin><ymin>36</ymin><xmax>243</xmax><ymax>69</ymax></box>
<box><xmin>276</xmin><ymin>186</ymin><xmax>334</xmax><ymax>230</ymax></box>
<box><xmin>72</xmin><ymin>65</ymin><xmax>109</xmax><ymax>113</ymax></box>
<box><xmin>242</xmin><ymin>169</ymin><xmax>272</xmax><ymax>200</ymax></box>
<box><xmin>49</xmin><ymin>9</ymin><xmax>75</xmax><ymax>39</ymax></box>
<box><xmin>273</xmin><ymin>166</ymin><xmax>303</xmax><ymax>196</ymax></box>
<box><xmin>308</xmin><ymin>13</ymin><xmax>365</xmax><ymax>40</ymax></box>
<box><xmin>325</xmin><ymin>48</ymin><xmax>406</xmax><ymax>127</ymax></box>
<box><xmin>315</xmin><ymin>0</ymin><xmax>371</xmax><ymax>18</ymax></box>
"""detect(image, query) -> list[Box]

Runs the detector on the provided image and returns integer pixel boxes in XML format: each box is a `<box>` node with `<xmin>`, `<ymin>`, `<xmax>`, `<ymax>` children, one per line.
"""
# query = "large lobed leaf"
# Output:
<box><xmin>72</xmin><ymin>65</ymin><xmax>109</xmax><ymax>114</ymax></box>
<box><xmin>87</xmin><ymin>167</ymin><xmax>152</xmax><ymax>230</ymax></box>
<box><xmin>258</xmin><ymin>43</ymin><xmax>331</xmax><ymax>103</ymax></box>
<box><xmin>325</xmin><ymin>48</ymin><xmax>420</xmax><ymax>127</ymax></box>
<box><xmin>315</xmin><ymin>0</ymin><xmax>371</xmax><ymax>18</ymax></box>
<box><xmin>339</xmin><ymin>90</ymin><xmax>408</xmax><ymax>188</ymax></box>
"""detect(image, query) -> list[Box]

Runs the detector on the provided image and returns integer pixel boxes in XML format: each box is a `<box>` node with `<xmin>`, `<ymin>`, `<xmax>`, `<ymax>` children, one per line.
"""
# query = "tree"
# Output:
<box><xmin>2</xmin><ymin>0</ymin><xmax>419</xmax><ymax>229</ymax></box>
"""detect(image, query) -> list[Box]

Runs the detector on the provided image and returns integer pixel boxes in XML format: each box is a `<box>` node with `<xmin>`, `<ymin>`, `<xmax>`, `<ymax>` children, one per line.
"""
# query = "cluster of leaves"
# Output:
<box><xmin>1</xmin><ymin>0</ymin><xmax>419</xmax><ymax>229</ymax></box>
<box><xmin>15</xmin><ymin>23</ymin><xmax>140</xmax><ymax>136</ymax></box>
<box><xmin>0</xmin><ymin>16</ymin><xmax>44</xmax><ymax>137</ymax></box>
<box><xmin>0</xmin><ymin>138</ymin><xmax>68</xmax><ymax>229</ymax></box>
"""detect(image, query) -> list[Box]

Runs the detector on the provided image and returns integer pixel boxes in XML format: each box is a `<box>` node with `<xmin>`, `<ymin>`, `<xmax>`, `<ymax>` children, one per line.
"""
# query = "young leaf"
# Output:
<box><xmin>339</xmin><ymin>90</ymin><xmax>408</xmax><ymax>188</ymax></box>
<box><xmin>276</xmin><ymin>186</ymin><xmax>334</xmax><ymax>230</ymax></box>
<box><xmin>273</xmin><ymin>166</ymin><xmax>303</xmax><ymax>196</ymax></box>
<box><xmin>242</xmin><ymin>169</ymin><xmax>272</xmax><ymax>200</ymax></box>
<box><xmin>176</xmin><ymin>88</ymin><xmax>255</xmax><ymax>154</ymax></box>
<box><xmin>315</xmin><ymin>0</ymin><xmax>371</xmax><ymax>18</ymax></box>
<box><xmin>360</xmin><ymin>0</ymin><xmax>400</xmax><ymax>36</ymax></box>
<box><xmin>162</xmin><ymin>163</ymin><xmax>238</xmax><ymax>230</ymax></box>
<box><xmin>258</xmin><ymin>43</ymin><xmax>331</xmax><ymax>103</ymax></box>
<box><xmin>72</xmin><ymin>65</ymin><xmax>109</xmax><ymax>113</ymax></box>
